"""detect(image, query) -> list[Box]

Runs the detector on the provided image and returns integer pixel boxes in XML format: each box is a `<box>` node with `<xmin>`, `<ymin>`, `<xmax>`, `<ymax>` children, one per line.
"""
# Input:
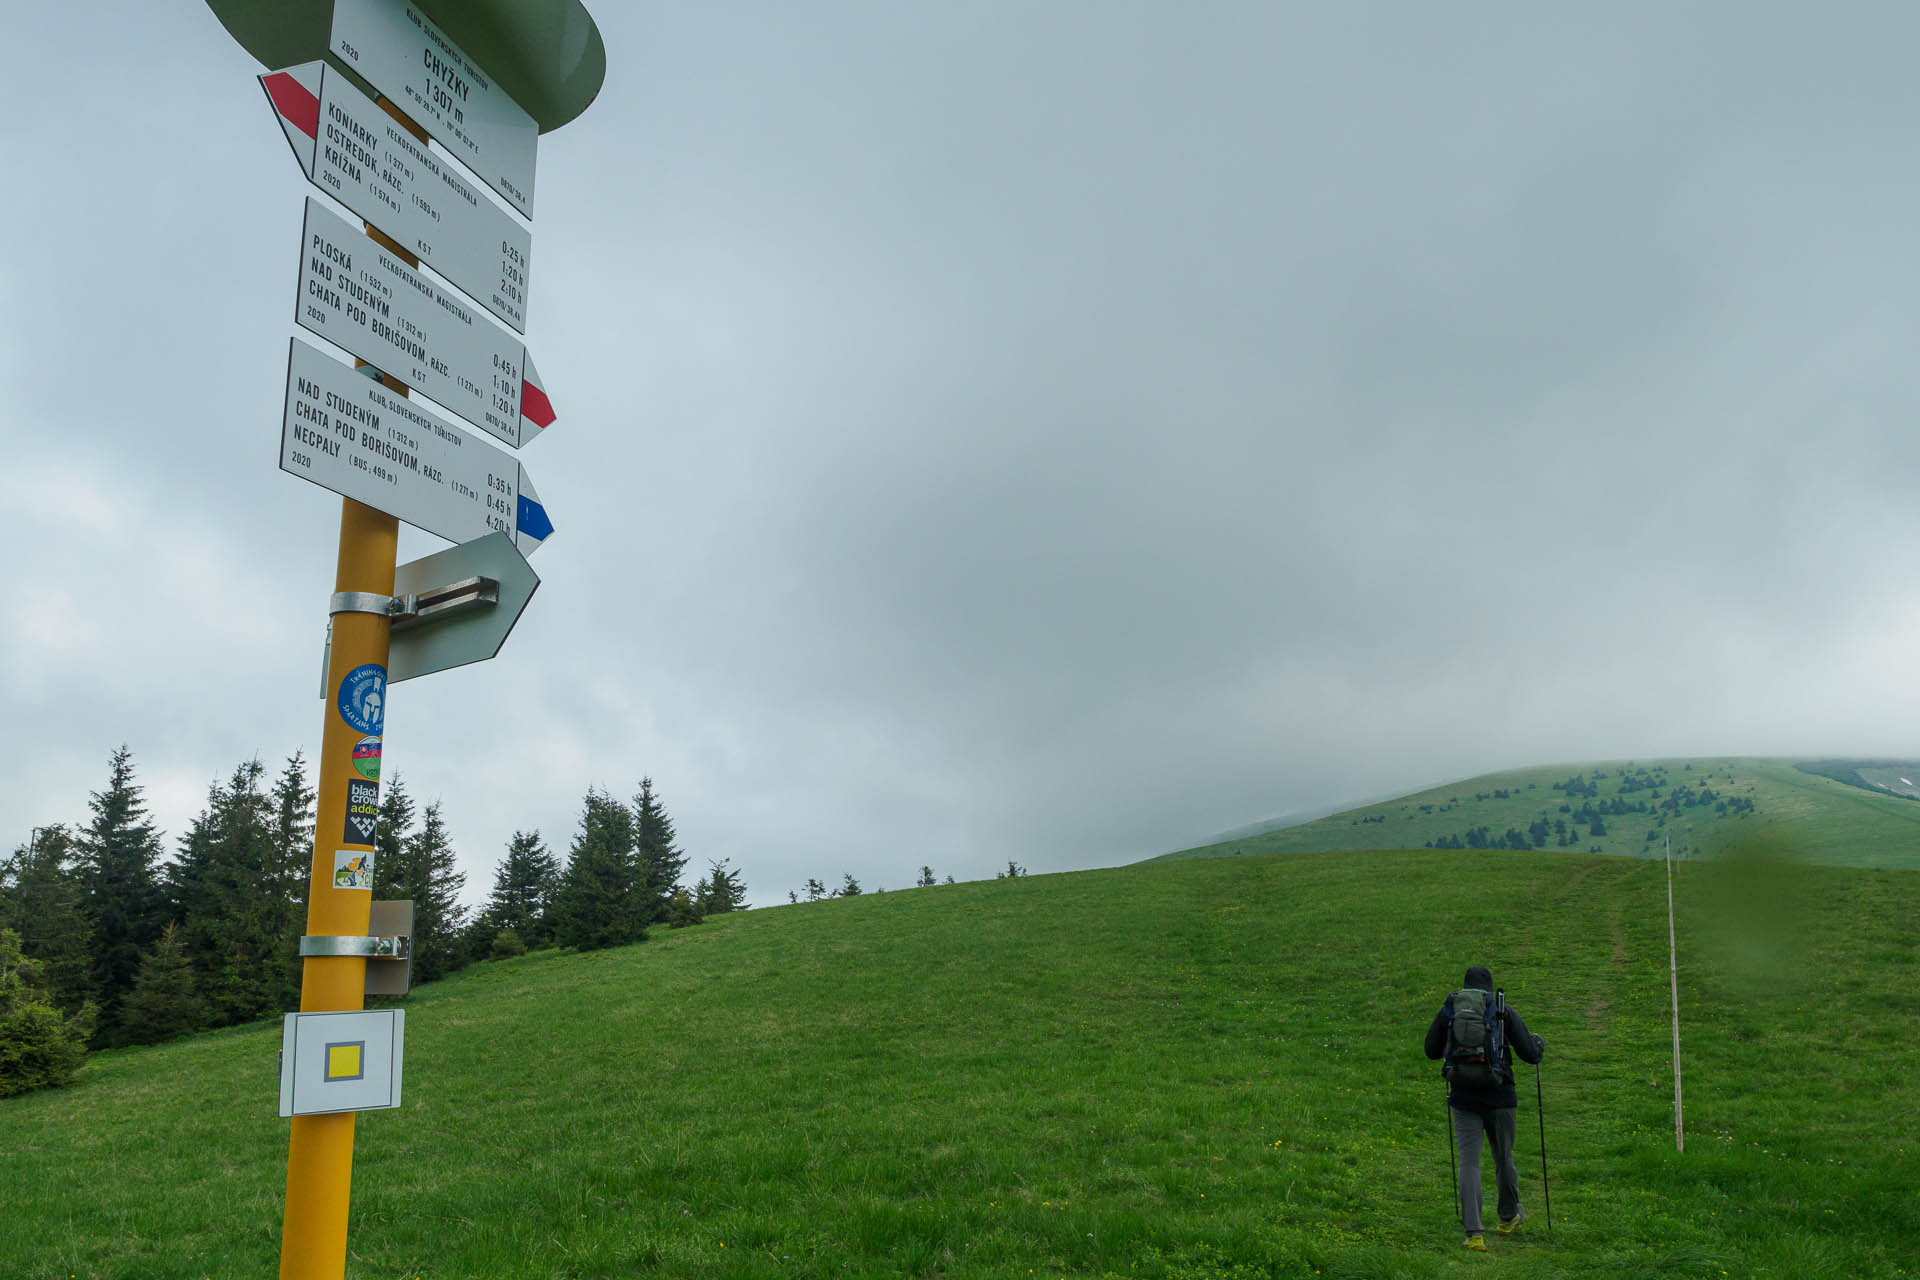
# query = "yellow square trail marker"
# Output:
<box><xmin>279</xmin><ymin>1010</ymin><xmax>404</xmax><ymax>1117</ymax></box>
<box><xmin>324</xmin><ymin>1042</ymin><xmax>364</xmax><ymax>1082</ymax></box>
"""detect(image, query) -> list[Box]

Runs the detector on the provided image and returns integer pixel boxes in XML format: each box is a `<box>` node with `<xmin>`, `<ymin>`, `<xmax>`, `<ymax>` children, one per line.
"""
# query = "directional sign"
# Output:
<box><xmin>263</xmin><ymin>61</ymin><xmax>533</xmax><ymax>332</ymax></box>
<box><xmin>328</xmin><ymin>0</ymin><xmax>539</xmax><ymax>217</ymax></box>
<box><xmin>317</xmin><ymin>531</ymin><xmax>540</xmax><ymax>690</ymax></box>
<box><xmin>388</xmin><ymin>531</ymin><xmax>541</xmax><ymax>683</ymax></box>
<box><xmin>281</xmin><ymin>339</ymin><xmax>552</xmax><ymax>556</ymax></box>
<box><xmin>294</xmin><ymin>198</ymin><xmax>554</xmax><ymax>448</ymax></box>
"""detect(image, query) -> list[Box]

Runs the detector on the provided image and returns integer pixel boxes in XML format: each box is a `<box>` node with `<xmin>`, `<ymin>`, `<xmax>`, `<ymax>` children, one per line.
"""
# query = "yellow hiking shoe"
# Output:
<box><xmin>1465</xmin><ymin>1234</ymin><xmax>1488</xmax><ymax>1251</ymax></box>
<box><xmin>1498</xmin><ymin>1207</ymin><xmax>1525</xmax><ymax>1236</ymax></box>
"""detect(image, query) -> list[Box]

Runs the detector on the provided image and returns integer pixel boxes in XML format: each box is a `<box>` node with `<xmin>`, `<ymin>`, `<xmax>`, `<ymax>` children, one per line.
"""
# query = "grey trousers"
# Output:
<box><xmin>1452</xmin><ymin>1105</ymin><xmax>1520</xmax><ymax>1234</ymax></box>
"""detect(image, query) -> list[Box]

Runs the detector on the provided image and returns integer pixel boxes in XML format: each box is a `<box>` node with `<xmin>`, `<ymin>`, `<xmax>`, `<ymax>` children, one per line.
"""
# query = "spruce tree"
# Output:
<box><xmin>1</xmin><ymin>827</ymin><xmax>94</xmax><ymax>1015</ymax></box>
<box><xmin>0</xmin><ymin>928</ymin><xmax>93</xmax><ymax>1097</ymax></box>
<box><xmin>117</xmin><ymin>923</ymin><xmax>207</xmax><ymax>1044</ymax></box>
<box><xmin>551</xmin><ymin>789</ymin><xmax>644</xmax><ymax>951</ymax></box>
<box><xmin>837</xmin><ymin>873</ymin><xmax>862</xmax><ymax>897</ymax></box>
<box><xmin>169</xmin><ymin>760</ymin><xmax>284</xmax><ymax>1028</ymax></box>
<box><xmin>396</xmin><ymin>801</ymin><xmax>468</xmax><ymax>984</ymax></box>
<box><xmin>372</xmin><ymin>774</ymin><xmax>415</xmax><ymax>901</ymax></box>
<box><xmin>165</xmin><ymin>806</ymin><xmax>213</xmax><ymax>927</ymax></box>
<box><xmin>483</xmin><ymin>830</ymin><xmax>559</xmax><ymax>948</ymax></box>
<box><xmin>697</xmin><ymin>859</ymin><xmax>748</xmax><ymax>915</ymax></box>
<box><xmin>75</xmin><ymin>746</ymin><xmax>167</xmax><ymax>1039</ymax></box>
<box><xmin>266</xmin><ymin>753</ymin><xmax>316</xmax><ymax>1010</ymax></box>
<box><xmin>664</xmin><ymin>886</ymin><xmax>705</xmax><ymax>927</ymax></box>
<box><xmin>270</xmin><ymin>753</ymin><xmax>317</xmax><ymax>886</ymax></box>
<box><xmin>632</xmin><ymin>777</ymin><xmax>687</xmax><ymax>924</ymax></box>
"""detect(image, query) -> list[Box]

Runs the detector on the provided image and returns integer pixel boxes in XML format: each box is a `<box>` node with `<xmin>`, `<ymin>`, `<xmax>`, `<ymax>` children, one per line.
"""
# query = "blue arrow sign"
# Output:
<box><xmin>281</xmin><ymin>339</ymin><xmax>553</xmax><ymax>557</ymax></box>
<box><xmin>516</xmin><ymin>494</ymin><xmax>554</xmax><ymax>543</ymax></box>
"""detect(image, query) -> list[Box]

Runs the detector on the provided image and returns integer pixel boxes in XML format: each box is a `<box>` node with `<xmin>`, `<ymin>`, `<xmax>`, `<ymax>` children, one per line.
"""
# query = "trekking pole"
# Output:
<box><xmin>1535</xmin><ymin>1060</ymin><xmax>1552</xmax><ymax>1237</ymax></box>
<box><xmin>1666</xmin><ymin>834</ymin><xmax>1685</xmax><ymax>1153</ymax></box>
<box><xmin>1445</xmin><ymin>1087</ymin><xmax>1458</xmax><ymax>1223</ymax></box>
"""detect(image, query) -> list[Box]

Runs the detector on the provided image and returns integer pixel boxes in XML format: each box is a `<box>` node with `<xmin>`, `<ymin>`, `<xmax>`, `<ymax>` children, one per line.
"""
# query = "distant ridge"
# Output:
<box><xmin>1190</xmin><ymin>789</ymin><xmax>1407</xmax><ymax>846</ymax></box>
<box><xmin>1793</xmin><ymin>759</ymin><xmax>1920</xmax><ymax>802</ymax></box>
<box><xmin>1151</xmin><ymin>756</ymin><xmax>1920</xmax><ymax>871</ymax></box>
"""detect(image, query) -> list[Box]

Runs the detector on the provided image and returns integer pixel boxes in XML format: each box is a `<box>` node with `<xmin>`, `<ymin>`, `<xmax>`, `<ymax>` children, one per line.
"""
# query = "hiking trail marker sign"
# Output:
<box><xmin>204</xmin><ymin>0</ymin><xmax>602</xmax><ymax>1269</ymax></box>
<box><xmin>279</xmin><ymin>1008</ymin><xmax>405</xmax><ymax>1117</ymax></box>
<box><xmin>281</xmin><ymin>338</ymin><xmax>553</xmax><ymax>556</ymax></box>
<box><xmin>387</xmin><ymin>532</ymin><xmax>541</xmax><ymax>682</ymax></box>
<box><xmin>316</xmin><ymin>531</ymin><xmax>543</xmax><ymax>689</ymax></box>
<box><xmin>263</xmin><ymin>61</ymin><xmax>533</xmax><ymax>332</ymax></box>
<box><xmin>294</xmin><ymin>198</ymin><xmax>554</xmax><ymax>449</ymax></box>
<box><xmin>327</xmin><ymin>0</ymin><xmax>541</xmax><ymax>217</ymax></box>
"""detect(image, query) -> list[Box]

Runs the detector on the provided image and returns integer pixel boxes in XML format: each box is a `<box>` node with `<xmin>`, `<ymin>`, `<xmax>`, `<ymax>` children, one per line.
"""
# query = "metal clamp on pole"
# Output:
<box><xmin>329</xmin><ymin>579</ymin><xmax>499</xmax><ymax>629</ymax></box>
<box><xmin>300</xmin><ymin>935</ymin><xmax>411</xmax><ymax>959</ymax></box>
<box><xmin>330</xmin><ymin>591</ymin><xmax>399</xmax><ymax>618</ymax></box>
<box><xmin>391</xmin><ymin>576</ymin><xmax>499</xmax><ymax>634</ymax></box>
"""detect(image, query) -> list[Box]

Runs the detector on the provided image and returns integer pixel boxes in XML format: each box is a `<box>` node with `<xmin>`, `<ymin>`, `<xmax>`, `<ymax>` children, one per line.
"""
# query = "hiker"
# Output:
<box><xmin>1424</xmin><ymin>964</ymin><xmax>1545</xmax><ymax>1251</ymax></box>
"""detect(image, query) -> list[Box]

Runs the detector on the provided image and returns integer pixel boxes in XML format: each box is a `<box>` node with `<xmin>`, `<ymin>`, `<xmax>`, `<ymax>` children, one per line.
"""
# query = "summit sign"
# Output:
<box><xmin>328</xmin><ymin>0</ymin><xmax>540</xmax><ymax>217</ymax></box>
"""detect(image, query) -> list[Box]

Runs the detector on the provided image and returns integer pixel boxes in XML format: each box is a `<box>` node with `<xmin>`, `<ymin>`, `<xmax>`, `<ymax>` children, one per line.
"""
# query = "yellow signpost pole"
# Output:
<box><xmin>281</xmin><ymin>104</ymin><xmax>423</xmax><ymax>1275</ymax></box>
<box><xmin>199</xmin><ymin>4</ymin><xmax>605</xmax><ymax>1271</ymax></box>
<box><xmin>280</xmin><ymin>493</ymin><xmax>396</xmax><ymax>1277</ymax></box>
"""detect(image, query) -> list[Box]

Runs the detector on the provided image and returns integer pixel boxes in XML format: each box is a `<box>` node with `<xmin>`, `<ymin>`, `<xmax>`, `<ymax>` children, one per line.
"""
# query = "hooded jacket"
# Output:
<box><xmin>1424</xmin><ymin>965</ymin><xmax>1543</xmax><ymax>1111</ymax></box>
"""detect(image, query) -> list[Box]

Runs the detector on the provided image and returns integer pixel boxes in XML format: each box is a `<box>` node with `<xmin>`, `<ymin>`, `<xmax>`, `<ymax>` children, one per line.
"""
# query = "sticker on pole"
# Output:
<box><xmin>343</xmin><ymin>779</ymin><xmax>380</xmax><ymax>847</ymax></box>
<box><xmin>337</xmin><ymin>663</ymin><xmax>387</xmax><ymax>734</ymax></box>
<box><xmin>334</xmin><ymin>849</ymin><xmax>375</xmax><ymax>890</ymax></box>
<box><xmin>352</xmin><ymin>735</ymin><xmax>383</xmax><ymax>781</ymax></box>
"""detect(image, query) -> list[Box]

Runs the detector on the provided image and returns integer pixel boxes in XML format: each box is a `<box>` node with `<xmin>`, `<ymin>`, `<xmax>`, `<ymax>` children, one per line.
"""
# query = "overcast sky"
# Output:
<box><xmin>9</xmin><ymin>2</ymin><xmax>1920</xmax><ymax>905</ymax></box>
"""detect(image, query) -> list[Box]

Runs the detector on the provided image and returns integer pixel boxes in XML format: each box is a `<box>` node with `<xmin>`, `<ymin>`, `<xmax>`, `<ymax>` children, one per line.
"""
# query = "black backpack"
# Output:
<box><xmin>1443</xmin><ymin>988</ymin><xmax>1508</xmax><ymax>1088</ymax></box>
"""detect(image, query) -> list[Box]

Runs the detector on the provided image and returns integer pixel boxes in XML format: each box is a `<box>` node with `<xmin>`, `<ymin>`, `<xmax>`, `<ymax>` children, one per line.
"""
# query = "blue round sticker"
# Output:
<box><xmin>337</xmin><ymin>663</ymin><xmax>388</xmax><ymax>735</ymax></box>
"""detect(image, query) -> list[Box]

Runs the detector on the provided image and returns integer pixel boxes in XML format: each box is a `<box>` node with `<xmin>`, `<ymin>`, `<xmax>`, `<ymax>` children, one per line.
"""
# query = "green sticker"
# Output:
<box><xmin>352</xmin><ymin>735</ymin><xmax>383</xmax><ymax>781</ymax></box>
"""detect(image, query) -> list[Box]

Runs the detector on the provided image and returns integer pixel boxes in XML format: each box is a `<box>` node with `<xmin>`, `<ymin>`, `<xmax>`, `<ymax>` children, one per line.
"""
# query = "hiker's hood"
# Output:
<box><xmin>1464</xmin><ymin>965</ymin><xmax>1493</xmax><ymax>992</ymax></box>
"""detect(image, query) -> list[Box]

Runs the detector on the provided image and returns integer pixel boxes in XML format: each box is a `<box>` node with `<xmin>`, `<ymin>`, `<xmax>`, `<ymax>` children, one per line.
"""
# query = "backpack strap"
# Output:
<box><xmin>1490</xmin><ymin>990</ymin><xmax>1510</xmax><ymax>1082</ymax></box>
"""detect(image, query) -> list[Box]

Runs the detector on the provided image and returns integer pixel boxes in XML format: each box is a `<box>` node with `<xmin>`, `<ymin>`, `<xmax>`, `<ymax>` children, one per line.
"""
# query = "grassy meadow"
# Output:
<box><xmin>2</xmin><ymin>848</ymin><xmax>1916</xmax><ymax>1278</ymax></box>
<box><xmin>1157</xmin><ymin>757</ymin><xmax>1920</xmax><ymax>870</ymax></box>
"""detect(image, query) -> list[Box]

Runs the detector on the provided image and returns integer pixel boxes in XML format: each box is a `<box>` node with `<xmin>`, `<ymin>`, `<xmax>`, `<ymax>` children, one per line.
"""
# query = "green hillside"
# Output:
<box><xmin>3</xmin><ymin>850</ymin><xmax>1916</xmax><ymax>1277</ymax></box>
<box><xmin>1156</xmin><ymin>757</ymin><xmax>1920</xmax><ymax>869</ymax></box>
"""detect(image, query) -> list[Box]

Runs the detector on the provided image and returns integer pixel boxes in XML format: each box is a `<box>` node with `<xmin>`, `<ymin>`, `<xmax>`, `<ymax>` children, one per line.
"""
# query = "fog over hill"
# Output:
<box><xmin>13</xmin><ymin>4</ymin><xmax>1920</xmax><ymax>906</ymax></box>
<box><xmin>1158</xmin><ymin>756</ymin><xmax>1920</xmax><ymax>871</ymax></box>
